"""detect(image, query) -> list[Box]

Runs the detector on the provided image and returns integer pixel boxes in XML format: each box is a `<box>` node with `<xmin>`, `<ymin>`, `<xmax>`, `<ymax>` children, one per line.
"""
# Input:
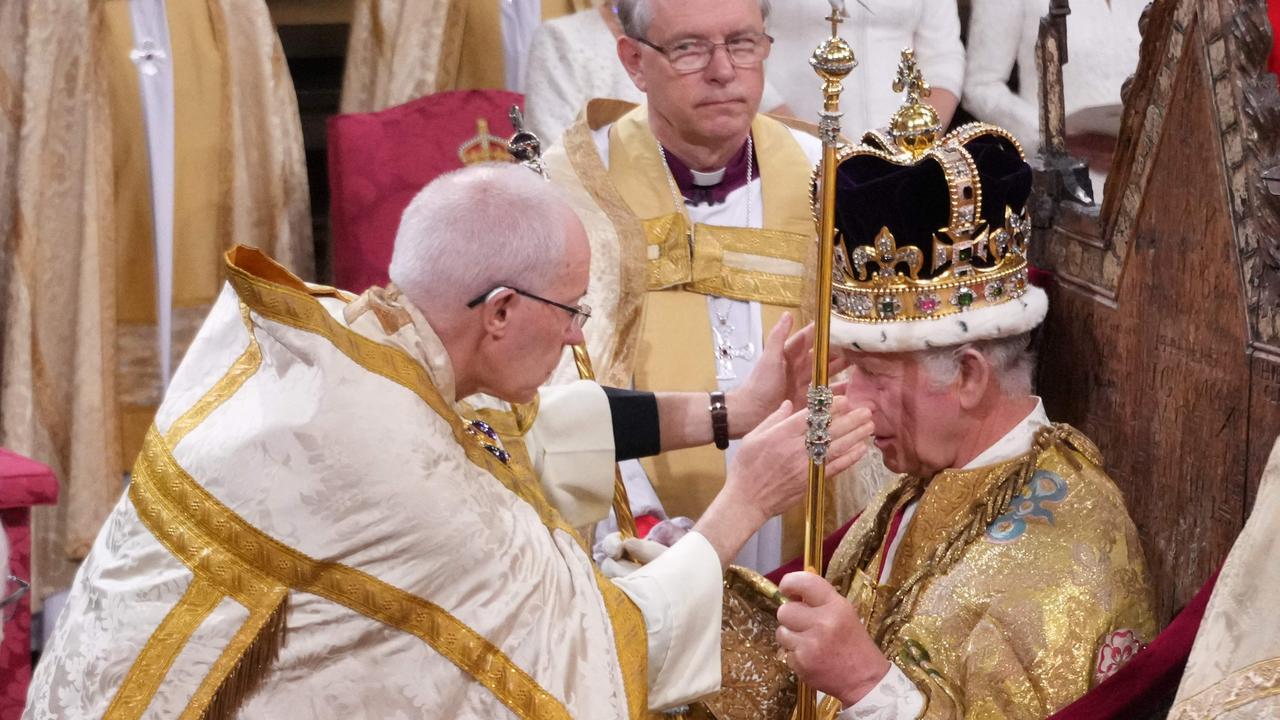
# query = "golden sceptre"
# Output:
<box><xmin>797</xmin><ymin>7</ymin><xmax>856</xmax><ymax>720</ymax></box>
<box><xmin>507</xmin><ymin>107</ymin><xmax>639</xmax><ymax>539</ymax></box>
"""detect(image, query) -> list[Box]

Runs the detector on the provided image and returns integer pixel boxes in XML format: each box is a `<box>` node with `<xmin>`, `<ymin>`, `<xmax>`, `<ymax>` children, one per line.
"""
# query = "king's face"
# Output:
<box><xmin>843</xmin><ymin>350</ymin><xmax>967</xmax><ymax>477</ymax></box>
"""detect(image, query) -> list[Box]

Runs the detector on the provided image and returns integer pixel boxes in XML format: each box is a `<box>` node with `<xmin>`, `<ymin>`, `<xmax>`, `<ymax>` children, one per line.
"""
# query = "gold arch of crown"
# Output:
<box><xmin>811</xmin><ymin>121</ymin><xmax>1034</xmax><ymax>324</ymax></box>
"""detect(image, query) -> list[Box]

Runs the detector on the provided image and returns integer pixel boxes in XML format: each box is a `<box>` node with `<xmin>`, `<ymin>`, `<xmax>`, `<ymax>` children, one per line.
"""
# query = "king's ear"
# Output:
<box><xmin>953</xmin><ymin>345</ymin><xmax>993</xmax><ymax>411</ymax></box>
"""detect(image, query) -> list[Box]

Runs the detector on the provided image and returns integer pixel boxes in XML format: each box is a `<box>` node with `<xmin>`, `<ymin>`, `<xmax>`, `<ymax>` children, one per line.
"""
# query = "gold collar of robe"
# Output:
<box><xmin>606</xmin><ymin>106</ymin><xmax>815</xmax><ymax>306</ymax></box>
<box><xmin>105</xmin><ymin>247</ymin><xmax>656</xmax><ymax>720</ymax></box>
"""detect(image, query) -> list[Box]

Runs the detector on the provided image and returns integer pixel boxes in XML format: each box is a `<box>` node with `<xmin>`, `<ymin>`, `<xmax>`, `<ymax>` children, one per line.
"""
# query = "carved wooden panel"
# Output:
<box><xmin>1032</xmin><ymin>0</ymin><xmax>1280</xmax><ymax>624</ymax></box>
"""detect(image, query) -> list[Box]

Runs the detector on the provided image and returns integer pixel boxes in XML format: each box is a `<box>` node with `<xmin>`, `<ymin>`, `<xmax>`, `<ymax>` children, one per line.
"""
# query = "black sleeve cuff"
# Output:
<box><xmin>602</xmin><ymin>387</ymin><xmax>662</xmax><ymax>461</ymax></box>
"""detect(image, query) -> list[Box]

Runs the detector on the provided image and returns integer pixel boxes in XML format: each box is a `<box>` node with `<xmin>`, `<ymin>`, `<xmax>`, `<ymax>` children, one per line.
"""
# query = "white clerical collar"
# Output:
<box><xmin>962</xmin><ymin>397</ymin><xmax>1050</xmax><ymax>469</ymax></box>
<box><xmin>690</xmin><ymin>167</ymin><xmax>726</xmax><ymax>186</ymax></box>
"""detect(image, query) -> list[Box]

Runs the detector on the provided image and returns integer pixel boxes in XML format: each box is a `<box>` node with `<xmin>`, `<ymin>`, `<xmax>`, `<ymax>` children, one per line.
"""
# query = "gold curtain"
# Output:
<box><xmin>340</xmin><ymin>0</ymin><xmax>593</xmax><ymax>113</ymax></box>
<box><xmin>0</xmin><ymin>0</ymin><xmax>313</xmax><ymax>603</ymax></box>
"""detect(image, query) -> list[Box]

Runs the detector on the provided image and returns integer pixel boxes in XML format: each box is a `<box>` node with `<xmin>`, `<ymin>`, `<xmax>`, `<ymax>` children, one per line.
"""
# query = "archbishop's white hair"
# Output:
<box><xmin>617</xmin><ymin>0</ymin><xmax>772</xmax><ymax>39</ymax></box>
<box><xmin>918</xmin><ymin>332</ymin><xmax>1036</xmax><ymax>397</ymax></box>
<box><xmin>389</xmin><ymin>163</ymin><xmax>575</xmax><ymax>311</ymax></box>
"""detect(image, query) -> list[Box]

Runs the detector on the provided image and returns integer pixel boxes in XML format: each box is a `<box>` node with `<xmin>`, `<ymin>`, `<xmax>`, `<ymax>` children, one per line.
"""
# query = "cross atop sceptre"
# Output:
<box><xmin>892</xmin><ymin>48</ymin><xmax>932</xmax><ymax>103</ymax></box>
<box><xmin>826</xmin><ymin>0</ymin><xmax>847</xmax><ymax>34</ymax></box>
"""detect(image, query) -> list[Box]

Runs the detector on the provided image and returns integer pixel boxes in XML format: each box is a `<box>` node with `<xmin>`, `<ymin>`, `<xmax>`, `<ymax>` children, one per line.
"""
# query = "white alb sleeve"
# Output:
<box><xmin>836</xmin><ymin>663</ymin><xmax>927</xmax><ymax>720</ymax></box>
<box><xmin>610</xmin><ymin>530</ymin><xmax>724</xmax><ymax>710</ymax></box>
<box><xmin>526</xmin><ymin>380</ymin><xmax>616</xmax><ymax>527</ymax></box>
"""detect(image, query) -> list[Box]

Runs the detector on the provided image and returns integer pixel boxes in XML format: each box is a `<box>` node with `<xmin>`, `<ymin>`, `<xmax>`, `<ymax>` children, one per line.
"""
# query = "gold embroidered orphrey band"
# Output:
<box><xmin>113</xmin><ymin>425</ymin><xmax>573</xmax><ymax>720</ymax></box>
<box><xmin>103</xmin><ymin>247</ymin><xmax>651</xmax><ymax>720</ymax></box>
<box><xmin>1169</xmin><ymin>656</ymin><xmax>1280</xmax><ymax>720</ymax></box>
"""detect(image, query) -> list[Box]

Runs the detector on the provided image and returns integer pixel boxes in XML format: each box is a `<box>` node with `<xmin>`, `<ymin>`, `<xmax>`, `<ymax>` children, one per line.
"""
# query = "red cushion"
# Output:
<box><xmin>0</xmin><ymin>448</ymin><xmax>57</xmax><ymax>720</ymax></box>
<box><xmin>327</xmin><ymin>90</ymin><xmax>525</xmax><ymax>294</ymax></box>
<box><xmin>0</xmin><ymin>449</ymin><xmax>59</xmax><ymax>509</ymax></box>
<box><xmin>1270</xmin><ymin>0</ymin><xmax>1280</xmax><ymax>83</ymax></box>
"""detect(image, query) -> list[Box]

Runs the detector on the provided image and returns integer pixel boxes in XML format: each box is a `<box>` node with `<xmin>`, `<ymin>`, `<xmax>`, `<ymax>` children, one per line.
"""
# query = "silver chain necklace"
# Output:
<box><xmin>656</xmin><ymin>133</ymin><xmax>754</xmax><ymax>230</ymax></box>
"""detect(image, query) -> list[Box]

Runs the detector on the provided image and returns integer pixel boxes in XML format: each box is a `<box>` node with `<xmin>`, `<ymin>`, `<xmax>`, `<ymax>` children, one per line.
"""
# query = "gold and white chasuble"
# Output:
<box><xmin>543</xmin><ymin>101</ymin><xmax>853</xmax><ymax>569</ymax></box>
<box><xmin>24</xmin><ymin>248</ymin><xmax>724</xmax><ymax>719</ymax></box>
<box><xmin>823</xmin><ymin>419</ymin><xmax>1157</xmax><ymax>719</ymax></box>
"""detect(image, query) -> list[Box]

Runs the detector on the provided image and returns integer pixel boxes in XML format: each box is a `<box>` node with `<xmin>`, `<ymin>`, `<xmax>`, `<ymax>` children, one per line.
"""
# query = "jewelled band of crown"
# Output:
<box><xmin>805</xmin><ymin>385</ymin><xmax>835</xmax><ymax>463</ymax></box>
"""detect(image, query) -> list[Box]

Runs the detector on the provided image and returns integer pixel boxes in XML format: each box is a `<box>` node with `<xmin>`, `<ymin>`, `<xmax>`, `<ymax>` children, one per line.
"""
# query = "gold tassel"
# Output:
<box><xmin>199</xmin><ymin>592</ymin><xmax>289</xmax><ymax>720</ymax></box>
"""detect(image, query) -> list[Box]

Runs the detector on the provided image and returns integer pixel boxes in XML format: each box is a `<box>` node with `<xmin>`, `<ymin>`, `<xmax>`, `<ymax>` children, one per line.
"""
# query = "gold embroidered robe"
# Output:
<box><xmin>23</xmin><ymin>248</ymin><xmax>726</xmax><ymax>719</ymax></box>
<box><xmin>823</xmin><ymin>425</ymin><xmax>1157</xmax><ymax>719</ymax></box>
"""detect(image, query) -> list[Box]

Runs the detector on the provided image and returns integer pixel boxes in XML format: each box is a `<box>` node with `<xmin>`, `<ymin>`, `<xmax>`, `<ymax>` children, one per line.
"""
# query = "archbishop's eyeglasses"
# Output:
<box><xmin>1</xmin><ymin>574</ymin><xmax>29</xmax><ymax>622</ymax></box>
<box><xmin>633</xmin><ymin>32</ymin><xmax>774</xmax><ymax>74</ymax></box>
<box><xmin>466</xmin><ymin>286</ymin><xmax>592</xmax><ymax>329</ymax></box>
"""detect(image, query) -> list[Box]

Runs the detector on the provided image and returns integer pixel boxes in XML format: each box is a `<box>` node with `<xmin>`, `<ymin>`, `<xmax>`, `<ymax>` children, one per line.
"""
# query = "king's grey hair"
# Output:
<box><xmin>616</xmin><ymin>0</ymin><xmax>772</xmax><ymax>39</ymax></box>
<box><xmin>389</xmin><ymin>163</ymin><xmax>575</xmax><ymax>312</ymax></box>
<box><xmin>918</xmin><ymin>333</ymin><xmax>1037</xmax><ymax>397</ymax></box>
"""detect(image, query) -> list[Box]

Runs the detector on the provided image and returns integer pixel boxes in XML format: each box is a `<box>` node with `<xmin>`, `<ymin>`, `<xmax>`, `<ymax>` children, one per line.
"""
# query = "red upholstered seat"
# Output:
<box><xmin>327</xmin><ymin>89</ymin><xmax>525</xmax><ymax>294</ymax></box>
<box><xmin>1270</xmin><ymin>0</ymin><xmax>1280</xmax><ymax>81</ymax></box>
<box><xmin>0</xmin><ymin>449</ymin><xmax>59</xmax><ymax>719</ymax></box>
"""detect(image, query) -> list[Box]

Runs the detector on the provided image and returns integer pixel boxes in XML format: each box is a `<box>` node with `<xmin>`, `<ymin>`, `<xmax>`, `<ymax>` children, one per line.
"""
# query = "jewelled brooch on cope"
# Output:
<box><xmin>822</xmin><ymin>49</ymin><xmax>1047</xmax><ymax>352</ymax></box>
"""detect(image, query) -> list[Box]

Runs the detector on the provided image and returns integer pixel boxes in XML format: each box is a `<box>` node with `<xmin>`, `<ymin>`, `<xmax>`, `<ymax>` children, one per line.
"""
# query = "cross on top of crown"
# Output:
<box><xmin>892</xmin><ymin>48</ymin><xmax>932</xmax><ymax>104</ymax></box>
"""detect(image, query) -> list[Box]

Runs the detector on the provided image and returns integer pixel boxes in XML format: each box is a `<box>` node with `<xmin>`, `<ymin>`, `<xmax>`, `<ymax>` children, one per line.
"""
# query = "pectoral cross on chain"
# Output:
<box><xmin>712</xmin><ymin>304</ymin><xmax>755</xmax><ymax>380</ymax></box>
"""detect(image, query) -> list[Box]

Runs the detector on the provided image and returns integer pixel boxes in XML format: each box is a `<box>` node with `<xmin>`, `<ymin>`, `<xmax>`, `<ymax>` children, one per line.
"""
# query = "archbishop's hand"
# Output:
<box><xmin>729</xmin><ymin>397</ymin><xmax>870</xmax><ymax>520</ymax></box>
<box><xmin>779</xmin><ymin>320</ymin><xmax>851</xmax><ymax>410</ymax></box>
<box><xmin>693</xmin><ymin>398</ymin><xmax>873</xmax><ymax>568</ymax></box>
<box><xmin>776</xmin><ymin>571</ymin><xmax>890</xmax><ymax>708</ymax></box>
<box><xmin>729</xmin><ymin>314</ymin><xmax>852</xmax><ymax>439</ymax></box>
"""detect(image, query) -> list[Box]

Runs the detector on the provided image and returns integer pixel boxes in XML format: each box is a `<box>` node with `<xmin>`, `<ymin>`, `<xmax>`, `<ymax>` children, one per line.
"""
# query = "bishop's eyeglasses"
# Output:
<box><xmin>2</xmin><ymin>574</ymin><xmax>29</xmax><ymax>622</ymax></box>
<box><xmin>633</xmin><ymin>32</ymin><xmax>774</xmax><ymax>74</ymax></box>
<box><xmin>466</xmin><ymin>286</ymin><xmax>592</xmax><ymax>329</ymax></box>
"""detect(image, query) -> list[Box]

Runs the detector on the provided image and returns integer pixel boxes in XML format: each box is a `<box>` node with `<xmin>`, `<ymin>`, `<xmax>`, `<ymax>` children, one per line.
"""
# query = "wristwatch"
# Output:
<box><xmin>710</xmin><ymin>391</ymin><xmax>730</xmax><ymax>450</ymax></box>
